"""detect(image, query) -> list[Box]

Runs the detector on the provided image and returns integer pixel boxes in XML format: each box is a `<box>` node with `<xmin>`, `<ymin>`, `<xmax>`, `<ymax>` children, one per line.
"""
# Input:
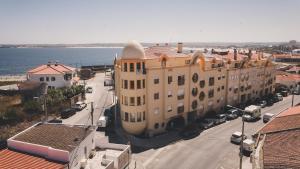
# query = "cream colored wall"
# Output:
<box><xmin>114</xmin><ymin>48</ymin><xmax>277</xmax><ymax>136</ymax></box>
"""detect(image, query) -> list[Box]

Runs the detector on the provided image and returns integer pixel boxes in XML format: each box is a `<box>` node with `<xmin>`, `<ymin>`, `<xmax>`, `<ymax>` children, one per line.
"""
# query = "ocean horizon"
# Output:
<box><xmin>0</xmin><ymin>47</ymin><xmax>122</xmax><ymax>75</ymax></box>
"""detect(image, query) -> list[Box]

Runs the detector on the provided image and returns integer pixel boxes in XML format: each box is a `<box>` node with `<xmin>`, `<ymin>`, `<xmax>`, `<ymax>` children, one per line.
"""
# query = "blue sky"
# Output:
<box><xmin>0</xmin><ymin>0</ymin><xmax>299</xmax><ymax>44</ymax></box>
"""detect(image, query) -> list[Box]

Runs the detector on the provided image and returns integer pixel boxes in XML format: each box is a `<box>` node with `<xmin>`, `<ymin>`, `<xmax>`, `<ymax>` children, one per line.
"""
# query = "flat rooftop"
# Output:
<box><xmin>12</xmin><ymin>123</ymin><xmax>93</xmax><ymax>152</ymax></box>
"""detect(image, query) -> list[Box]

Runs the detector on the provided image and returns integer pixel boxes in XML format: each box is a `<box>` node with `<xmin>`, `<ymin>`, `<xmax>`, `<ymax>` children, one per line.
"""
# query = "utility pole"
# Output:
<box><xmin>91</xmin><ymin>102</ymin><xmax>94</xmax><ymax>126</ymax></box>
<box><xmin>292</xmin><ymin>89</ymin><xmax>295</xmax><ymax>107</ymax></box>
<box><xmin>44</xmin><ymin>94</ymin><xmax>48</xmax><ymax>123</ymax></box>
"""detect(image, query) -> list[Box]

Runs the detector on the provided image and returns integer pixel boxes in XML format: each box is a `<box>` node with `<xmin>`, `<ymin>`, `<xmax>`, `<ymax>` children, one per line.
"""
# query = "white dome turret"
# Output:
<box><xmin>121</xmin><ymin>41</ymin><xmax>145</xmax><ymax>59</ymax></box>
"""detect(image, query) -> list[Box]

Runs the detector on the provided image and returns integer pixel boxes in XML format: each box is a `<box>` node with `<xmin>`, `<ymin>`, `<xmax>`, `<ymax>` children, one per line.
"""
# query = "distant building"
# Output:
<box><xmin>114</xmin><ymin>41</ymin><xmax>276</xmax><ymax>136</ymax></box>
<box><xmin>27</xmin><ymin>62</ymin><xmax>77</xmax><ymax>89</ymax></box>
<box><xmin>273</xmin><ymin>49</ymin><xmax>300</xmax><ymax>63</ymax></box>
<box><xmin>252</xmin><ymin>106</ymin><xmax>300</xmax><ymax>169</ymax></box>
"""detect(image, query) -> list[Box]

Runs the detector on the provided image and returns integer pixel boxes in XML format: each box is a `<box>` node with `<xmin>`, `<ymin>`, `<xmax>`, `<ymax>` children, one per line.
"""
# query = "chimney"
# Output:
<box><xmin>234</xmin><ymin>49</ymin><xmax>237</xmax><ymax>60</ymax></box>
<box><xmin>248</xmin><ymin>49</ymin><xmax>252</xmax><ymax>60</ymax></box>
<box><xmin>55</xmin><ymin>60</ymin><xmax>59</xmax><ymax>66</ymax></box>
<box><xmin>177</xmin><ymin>42</ymin><xmax>183</xmax><ymax>53</ymax></box>
<box><xmin>47</xmin><ymin>61</ymin><xmax>51</xmax><ymax>66</ymax></box>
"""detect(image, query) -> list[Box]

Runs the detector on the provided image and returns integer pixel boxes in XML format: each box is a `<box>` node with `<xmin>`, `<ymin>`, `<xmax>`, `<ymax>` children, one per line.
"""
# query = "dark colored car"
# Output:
<box><xmin>215</xmin><ymin>114</ymin><xmax>227</xmax><ymax>124</ymax></box>
<box><xmin>180</xmin><ymin>124</ymin><xmax>200</xmax><ymax>139</ymax></box>
<box><xmin>48</xmin><ymin>118</ymin><xmax>63</xmax><ymax>123</ymax></box>
<box><xmin>226</xmin><ymin>109</ymin><xmax>239</xmax><ymax>120</ymax></box>
<box><xmin>197</xmin><ymin>119</ymin><xmax>214</xmax><ymax>129</ymax></box>
<box><xmin>266</xmin><ymin>98</ymin><xmax>274</xmax><ymax>106</ymax></box>
<box><xmin>60</xmin><ymin>108</ymin><xmax>76</xmax><ymax>119</ymax></box>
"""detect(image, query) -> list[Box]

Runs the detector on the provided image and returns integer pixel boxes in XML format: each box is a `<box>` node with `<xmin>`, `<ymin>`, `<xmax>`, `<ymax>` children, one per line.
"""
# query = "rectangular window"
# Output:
<box><xmin>177</xmin><ymin>105</ymin><xmax>184</xmax><ymax>114</ymax></box>
<box><xmin>136</xmin><ymin>62</ymin><xmax>141</xmax><ymax>71</ymax></box>
<box><xmin>137</xmin><ymin>96</ymin><xmax>141</xmax><ymax>106</ymax></box>
<box><xmin>154</xmin><ymin>93</ymin><xmax>159</xmax><ymax>100</ymax></box>
<box><xmin>167</xmin><ymin>105</ymin><xmax>172</xmax><ymax>112</ymax></box>
<box><xmin>130</xmin><ymin>113</ymin><xmax>135</xmax><ymax>122</ymax></box>
<box><xmin>168</xmin><ymin>76</ymin><xmax>172</xmax><ymax>84</ymax></box>
<box><xmin>124</xmin><ymin>96</ymin><xmax>128</xmax><ymax>105</ymax></box>
<box><xmin>130</xmin><ymin>63</ymin><xmax>134</xmax><ymax>72</ymax></box>
<box><xmin>137</xmin><ymin>112</ymin><xmax>142</xmax><ymax>122</ymax></box>
<box><xmin>130</xmin><ymin>97</ymin><xmax>135</xmax><ymax>106</ymax></box>
<box><xmin>137</xmin><ymin>80</ymin><xmax>141</xmax><ymax>89</ymax></box>
<box><xmin>51</xmin><ymin>77</ymin><xmax>55</xmax><ymax>81</ymax></box>
<box><xmin>177</xmin><ymin>89</ymin><xmax>184</xmax><ymax>100</ymax></box>
<box><xmin>130</xmin><ymin>80</ymin><xmax>134</xmax><ymax>89</ymax></box>
<box><xmin>123</xmin><ymin>63</ymin><xmax>128</xmax><ymax>72</ymax></box>
<box><xmin>124</xmin><ymin>80</ymin><xmax>128</xmax><ymax>89</ymax></box>
<box><xmin>46</xmin><ymin>77</ymin><xmax>49</xmax><ymax>81</ymax></box>
<box><xmin>218</xmin><ymin>76</ymin><xmax>221</xmax><ymax>80</ymax></box>
<box><xmin>221</xmin><ymin>86</ymin><xmax>225</xmax><ymax>90</ymax></box>
<box><xmin>178</xmin><ymin>75</ymin><xmax>185</xmax><ymax>86</ymax></box>
<box><xmin>40</xmin><ymin>77</ymin><xmax>44</xmax><ymax>82</ymax></box>
<box><xmin>208</xmin><ymin>89</ymin><xmax>214</xmax><ymax>98</ymax></box>
<box><xmin>168</xmin><ymin>90</ymin><xmax>172</xmax><ymax>97</ymax></box>
<box><xmin>143</xmin><ymin>79</ymin><xmax>145</xmax><ymax>88</ymax></box>
<box><xmin>125</xmin><ymin>112</ymin><xmax>129</xmax><ymax>121</ymax></box>
<box><xmin>143</xmin><ymin>111</ymin><xmax>145</xmax><ymax>121</ymax></box>
<box><xmin>209</xmin><ymin>77</ymin><xmax>214</xmax><ymax>86</ymax></box>
<box><xmin>154</xmin><ymin>78</ymin><xmax>159</xmax><ymax>84</ymax></box>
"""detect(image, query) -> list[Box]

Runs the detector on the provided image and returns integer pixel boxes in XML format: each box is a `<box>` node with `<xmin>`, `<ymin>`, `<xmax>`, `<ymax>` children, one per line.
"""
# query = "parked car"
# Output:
<box><xmin>230</xmin><ymin>131</ymin><xmax>247</xmax><ymax>144</ymax></box>
<box><xmin>275</xmin><ymin>93</ymin><xmax>283</xmax><ymax>101</ymax></box>
<box><xmin>281</xmin><ymin>90</ymin><xmax>289</xmax><ymax>97</ymax></box>
<box><xmin>242</xmin><ymin>139</ymin><xmax>255</xmax><ymax>155</ymax></box>
<box><xmin>215</xmin><ymin>114</ymin><xmax>227</xmax><ymax>124</ymax></box>
<box><xmin>263</xmin><ymin>113</ymin><xmax>274</xmax><ymax>123</ymax></box>
<box><xmin>86</xmin><ymin>86</ymin><xmax>93</xmax><ymax>93</ymax></box>
<box><xmin>60</xmin><ymin>108</ymin><xmax>76</xmax><ymax>119</ymax></box>
<box><xmin>197</xmin><ymin>119</ymin><xmax>214</xmax><ymax>129</ymax></box>
<box><xmin>226</xmin><ymin>109</ymin><xmax>239</xmax><ymax>120</ymax></box>
<box><xmin>73</xmin><ymin>101</ymin><xmax>87</xmax><ymax>111</ymax></box>
<box><xmin>257</xmin><ymin>100</ymin><xmax>267</xmax><ymax>108</ymax></box>
<box><xmin>48</xmin><ymin>118</ymin><xmax>62</xmax><ymax>123</ymax></box>
<box><xmin>266</xmin><ymin>98</ymin><xmax>274</xmax><ymax>106</ymax></box>
<box><xmin>180</xmin><ymin>124</ymin><xmax>200</xmax><ymax>139</ymax></box>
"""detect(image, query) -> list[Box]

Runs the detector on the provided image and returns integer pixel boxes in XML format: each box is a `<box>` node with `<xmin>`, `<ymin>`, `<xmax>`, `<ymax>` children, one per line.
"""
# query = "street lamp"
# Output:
<box><xmin>227</xmin><ymin>105</ymin><xmax>245</xmax><ymax>169</ymax></box>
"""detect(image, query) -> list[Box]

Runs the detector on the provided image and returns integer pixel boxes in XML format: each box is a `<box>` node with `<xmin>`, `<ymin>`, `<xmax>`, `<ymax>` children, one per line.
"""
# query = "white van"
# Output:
<box><xmin>243</xmin><ymin>105</ymin><xmax>261</xmax><ymax>121</ymax></box>
<box><xmin>98</xmin><ymin>116</ymin><xmax>108</xmax><ymax>128</ymax></box>
<box><xmin>263</xmin><ymin>113</ymin><xmax>274</xmax><ymax>123</ymax></box>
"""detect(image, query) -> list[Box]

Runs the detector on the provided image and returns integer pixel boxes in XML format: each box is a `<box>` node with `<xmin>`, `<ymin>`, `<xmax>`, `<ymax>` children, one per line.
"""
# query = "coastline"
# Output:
<box><xmin>0</xmin><ymin>74</ymin><xmax>26</xmax><ymax>82</ymax></box>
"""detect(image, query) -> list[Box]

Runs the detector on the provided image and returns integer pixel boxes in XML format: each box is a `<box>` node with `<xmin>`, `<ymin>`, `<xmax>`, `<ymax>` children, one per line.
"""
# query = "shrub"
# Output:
<box><xmin>23</xmin><ymin>100</ymin><xmax>42</xmax><ymax>114</ymax></box>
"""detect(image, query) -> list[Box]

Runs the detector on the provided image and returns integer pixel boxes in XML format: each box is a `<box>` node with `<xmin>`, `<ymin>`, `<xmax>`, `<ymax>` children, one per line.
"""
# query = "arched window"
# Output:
<box><xmin>192</xmin><ymin>73</ymin><xmax>198</xmax><ymax>83</ymax></box>
<box><xmin>192</xmin><ymin>100</ymin><xmax>197</xmax><ymax>110</ymax></box>
<box><xmin>199</xmin><ymin>91</ymin><xmax>205</xmax><ymax>101</ymax></box>
<box><xmin>192</xmin><ymin>87</ymin><xmax>198</xmax><ymax>96</ymax></box>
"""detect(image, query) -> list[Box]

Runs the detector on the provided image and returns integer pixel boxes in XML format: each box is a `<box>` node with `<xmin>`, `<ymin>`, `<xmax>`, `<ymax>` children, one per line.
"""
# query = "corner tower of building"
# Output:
<box><xmin>116</xmin><ymin>41</ymin><xmax>147</xmax><ymax>135</ymax></box>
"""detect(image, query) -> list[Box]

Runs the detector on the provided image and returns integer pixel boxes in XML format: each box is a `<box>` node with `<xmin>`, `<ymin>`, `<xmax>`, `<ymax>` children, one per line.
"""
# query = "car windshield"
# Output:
<box><xmin>232</xmin><ymin>134</ymin><xmax>241</xmax><ymax>138</ymax></box>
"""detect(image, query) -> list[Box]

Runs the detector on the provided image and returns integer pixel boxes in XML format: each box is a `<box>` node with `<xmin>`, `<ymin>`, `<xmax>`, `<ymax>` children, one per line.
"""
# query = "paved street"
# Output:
<box><xmin>63</xmin><ymin>73</ymin><xmax>113</xmax><ymax>125</ymax></box>
<box><xmin>132</xmin><ymin>95</ymin><xmax>300</xmax><ymax>169</ymax></box>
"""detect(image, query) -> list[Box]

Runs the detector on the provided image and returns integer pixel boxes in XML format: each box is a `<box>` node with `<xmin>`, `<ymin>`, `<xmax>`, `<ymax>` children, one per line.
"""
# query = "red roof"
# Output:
<box><xmin>28</xmin><ymin>63</ymin><xmax>75</xmax><ymax>75</ymax></box>
<box><xmin>276</xmin><ymin>74</ymin><xmax>300</xmax><ymax>82</ymax></box>
<box><xmin>0</xmin><ymin>149</ymin><xmax>66</xmax><ymax>169</ymax></box>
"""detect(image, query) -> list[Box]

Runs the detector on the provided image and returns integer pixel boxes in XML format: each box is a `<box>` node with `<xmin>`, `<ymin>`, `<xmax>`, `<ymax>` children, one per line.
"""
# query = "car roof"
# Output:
<box><xmin>233</xmin><ymin>131</ymin><xmax>242</xmax><ymax>136</ymax></box>
<box><xmin>243</xmin><ymin>139</ymin><xmax>254</xmax><ymax>144</ymax></box>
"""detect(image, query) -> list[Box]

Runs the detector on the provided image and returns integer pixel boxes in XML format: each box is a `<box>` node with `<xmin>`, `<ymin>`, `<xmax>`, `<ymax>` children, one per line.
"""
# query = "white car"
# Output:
<box><xmin>73</xmin><ymin>101</ymin><xmax>87</xmax><ymax>111</ymax></box>
<box><xmin>243</xmin><ymin>139</ymin><xmax>255</xmax><ymax>153</ymax></box>
<box><xmin>231</xmin><ymin>131</ymin><xmax>247</xmax><ymax>144</ymax></box>
<box><xmin>263</xmin><ymin>113</ymin><xmax>274</xmax><ymax>123</ymax></box>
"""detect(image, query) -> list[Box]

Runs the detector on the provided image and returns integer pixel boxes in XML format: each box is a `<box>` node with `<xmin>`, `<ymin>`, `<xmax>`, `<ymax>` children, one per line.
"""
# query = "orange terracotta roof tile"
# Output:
<box><xmin>277</xmin><ymin>106</ymin><xmax>300</xmax><ymax>117</ymax></box>
<box><xmin>0</xmin><ymin>149</ymin><xmax>66</xmax><ymax>169</ymax></box>
<box><xmin>276</xmin><ymin>74</ymin><xmax>300</xmax><ymax>82</ymax></box>
<box><xmin>28</xmin><ymin>64</ymin><xmax>75</xmax><ymax>75</ymax></box>
<box><xmin>263</xmin><ymin>129</ymin><xmax>300</xmax><ymax>169</ymax></box>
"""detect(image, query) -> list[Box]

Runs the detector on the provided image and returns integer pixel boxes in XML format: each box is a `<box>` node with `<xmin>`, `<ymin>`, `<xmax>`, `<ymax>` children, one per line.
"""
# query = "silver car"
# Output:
<box><xmin>231</xmin><ymin>131</ymin><xmax>247</xmax><ymax>144</ymax></box>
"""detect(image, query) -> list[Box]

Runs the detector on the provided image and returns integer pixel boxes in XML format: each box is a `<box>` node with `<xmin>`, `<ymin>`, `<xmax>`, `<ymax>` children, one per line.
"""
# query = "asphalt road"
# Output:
<box><xmin>133</xmin><ymin>95</ymin><xmax>300</xmax><ymax>169</ymax></box>
<box><xmin>62</xmin><ymin>73</ymin><xmax>113</xmax><ymax>125</ymax></box>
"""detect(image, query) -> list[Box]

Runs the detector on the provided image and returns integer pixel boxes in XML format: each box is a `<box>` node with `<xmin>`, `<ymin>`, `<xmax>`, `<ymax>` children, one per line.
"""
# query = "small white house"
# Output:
<box><xmin>27</xmin><ymin>62</ymin><xmax>78</xmax><ymax>89</ymax></box>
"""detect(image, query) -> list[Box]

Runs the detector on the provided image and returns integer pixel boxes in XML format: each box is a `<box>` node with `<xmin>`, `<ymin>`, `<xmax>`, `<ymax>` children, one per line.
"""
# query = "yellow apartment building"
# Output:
<box><xmin>114</xmin><ymin>41</ymin><xmax>276</xmax><ymax>136</ymax></box>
